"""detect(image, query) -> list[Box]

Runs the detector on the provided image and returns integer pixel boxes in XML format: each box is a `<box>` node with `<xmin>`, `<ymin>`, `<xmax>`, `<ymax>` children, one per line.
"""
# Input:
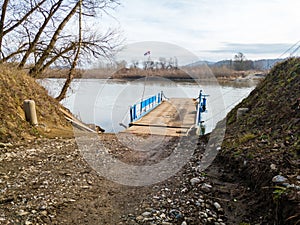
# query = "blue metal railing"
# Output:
<box><xmin>130</xmin><ymin>91</ymin><xmax>164</xmax><ymax>123</ymax></box>
<box><xmin>196</xmin><ymin>90</ymin><xmax>209</xmax><ymax>126</ymax></box>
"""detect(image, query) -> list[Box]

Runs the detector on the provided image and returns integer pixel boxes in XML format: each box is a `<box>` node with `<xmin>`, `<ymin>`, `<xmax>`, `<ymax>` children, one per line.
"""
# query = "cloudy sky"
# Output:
<box><xmin>103</xmin><ymin>0</ymin><xmax>300</xmax><ymax>61</ymax></box>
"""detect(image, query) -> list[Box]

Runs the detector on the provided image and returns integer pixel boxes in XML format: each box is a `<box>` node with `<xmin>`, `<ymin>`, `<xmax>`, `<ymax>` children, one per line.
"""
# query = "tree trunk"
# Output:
<box><xmin>29</xmin><ymin>1</ymin><xmax>80</xmax><ymax>77</ymax></box>
<box><xmin>0</xmin><ymin>0</ymin><xmax>9</xmax><ymax>59</ymax></box>
<box><xmin>18</xmin><ymin>0</ymin><xmax>63</xmax><ymax>69</ymax></box>
<box><xmin>56</xmin><ymin>0</ymin><xmax>82</xmax><ymax>101</ymax></box>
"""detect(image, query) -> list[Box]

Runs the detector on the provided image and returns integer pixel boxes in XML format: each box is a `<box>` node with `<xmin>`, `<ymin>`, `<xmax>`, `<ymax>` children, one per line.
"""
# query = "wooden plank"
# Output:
<box><xmin>59</xmin><ymin>108</ymin><xmax>97</xmax><ymax>133</ymax></box>
<box><xmin>124</xmin><ymin>98</ymin><xmax>197</xmax><ymax>136</ymax></box>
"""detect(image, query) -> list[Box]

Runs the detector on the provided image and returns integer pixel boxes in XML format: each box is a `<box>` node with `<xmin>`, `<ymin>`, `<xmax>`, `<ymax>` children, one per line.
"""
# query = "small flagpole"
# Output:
<box><xmin>141</xmin><ymin>50</ymin><xmax>151</xmax><ymax>103</ymax></box>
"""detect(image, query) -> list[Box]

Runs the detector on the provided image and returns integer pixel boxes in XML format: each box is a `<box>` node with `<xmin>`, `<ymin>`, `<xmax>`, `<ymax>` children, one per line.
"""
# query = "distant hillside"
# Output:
<box><xmin>185</xmin><ymin>60</ymin><xmax>215</xmax><ymax>67</ymax></box>
<box><xmin>0</xmin><ymin>65</ymin><xmax>72</xmax><ymax>143</ymax></box>
<box><xmin>252</xmin><ymin>58</ymin><xmax>284</xmax><ymax>70</ymax></box>
<box><xmin>188</xmin><ymin>58</ymin><xmax>284</xmax><ymax>70</ymax></box>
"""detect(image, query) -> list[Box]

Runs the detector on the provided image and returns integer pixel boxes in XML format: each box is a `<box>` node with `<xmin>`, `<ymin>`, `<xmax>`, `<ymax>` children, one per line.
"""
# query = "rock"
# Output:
<box><xmin>190</xmin><ymin>177</ymin><xmax>201</xmax><ymax>185</ymax></box>
<box><xmin>162</xmin><ymin>222</ymin><xmax>172</xmax><ymax>225</ymax></box>
<box><xmin>213</xmin><ymin>202</ymin><xmax>221</xmax><ymax>210</ymax></box>
<box><xmin>272</xmin><ymin>175</ymin><xmax>287</xmax><ymax>183</ymax></box>
<box><xmin>207</xmin><ymin>217</ymin><xmax>215</xmax><ymax>223</ymax></box>
<box><xmin>181</xmin><ymin>221</ymin><xmax>187</xmax><ymax>225</ymax></box>
<box><xmin>143</xmin><ymin>217</ymin><xmax>154</xmax><ymax>221</ymax></box>
<box><xmin>18</xmin><ymin>210</ymin><xmax>29</xmax><ymax>216</ymax></box>
<box><xmin>270</xmin><ymin>164</ymin><xmax>277</xmax><ymax>170</ymax></box>
<box><xmin>40</xmin><ymin>211</ymin><xmax>48</xmax><ymax>216</ymax></box>
<box><xmin>0</xmin><ymin>142</ymin><xmax>13</xmax><ymax>148</ymax></box>
<box><xmin>160</xmin><ymin>213</ymin><xmax>166</xmax><ymax>219</ymax></box>
<box><xmin>199</xmin><ymin>212</ymin><xmax>208</xmax><ymax>218</ymax></box>
<box><xmin>169</xmin><ymin>209</ymin><xmax>182</xmax><ymax>219</ymax></box>
<box><xmin>181</xmin><ymin>187</ymin><xmax>188</xmax><ymax>193</ymax></box>
<box><xmin>142</xmin><ymin>211</ymin><xmax>151</xmax><ymax>217</ymax></box>
<box><xmin>201</xmin><ymin>183</ymin><xmax>212</xmax><ymax>192</ymax></box>
<box><xmin>136</xmin><ymin>215</ymin><xmax>144</xmax><ymax>221</ymax></box>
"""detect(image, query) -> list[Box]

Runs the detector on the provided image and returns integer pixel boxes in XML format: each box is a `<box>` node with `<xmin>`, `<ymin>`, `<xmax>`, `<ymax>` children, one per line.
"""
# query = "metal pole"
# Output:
<box><xmin>130</xmin><ymin>107</ymin><xmax>133</xmax><ymax>123</ymax></box>
<box><xmin>197</xmin><ymin>90</ymin><xmax>202</xmax><ymax>125</ymax></box>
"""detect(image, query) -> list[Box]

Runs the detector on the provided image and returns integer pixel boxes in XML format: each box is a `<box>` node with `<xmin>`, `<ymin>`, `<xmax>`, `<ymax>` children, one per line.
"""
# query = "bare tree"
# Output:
<box><xmin>56</xmin><ymin>0</ymin><xmax>82</xmax><ymax>101</ymax></box>
<box><xmin>0</xmin><ymin>0</ymin><xmax>47</xmax><ymax>62</ymax></box>
<box><xmin>159</xmin><ymin>57</ymin><xmax>166</xmax><ymax>69</ymax></box>
<box><xmin>0</xmin><ymin>0</ymin><xmax>122</xmax><ymax>100</ymax></box>
<box><xmin>29</xmin><ymin>1</ymin><xmax>81</xmax><ymax>77</ymax></box>
<box><xmin>18</xmin><ymin>0</ymin><xmax>64</xmax><ymax>69</ymax></box>
<box><xmin>0</xmin><ymin>0</ymin><xmax>9</xmax><ymax>59</ymax></box>
<box><xmin>233</xmin><ymin>52</ymin><xmax>254</xmax><ymax>71</ymax></box>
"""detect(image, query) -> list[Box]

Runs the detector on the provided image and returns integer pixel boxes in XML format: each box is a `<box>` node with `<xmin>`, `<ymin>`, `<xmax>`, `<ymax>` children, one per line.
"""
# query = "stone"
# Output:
<box><xmin>41</xmin><ymin>211</ymin><xmax>48</xmax><ymax>216</ymax></box>
<box><xmin>18</xmin><ymin>210</ymin><xmax>29</xmax><ymax>216</ymax></box>
<box><xmin>237</xmin><ymin>108</ymin><xmax>249</xmax><ymax>119</ymax></box>
<box><xmin>169</xmin><ymin>209</ymin><xmax>182</xmax><ymax>219</ymax></box>
<box><xmin>162</xmin><ymin>222</ymin><xmax>172</xmax><ymax>225</ymax></box>
<box><xmin>190</xmin><ymin>177</ymin><xmax>201</xmax><ymax>185</ymax></box>
<box><xmin>213</xmin><ymin>202</ymin><xmax>221</xmax><ymax>210</ymax></box>
<box><xmin>181</xmin><ymin>187</ymin><xmax>188</xmax><ymax>193</ymax></box>
<box><xmin>181</xmin><ymin>221</ymin><xmax>187</xmax><ymax>225</ymax></box>
<box><xmin>270</xmin><ymin>164</ymin><xmax>277</xmax><ymax>170</ymax></box>
<box><xmin>0</xmin><ymin>142</ymin><xmax>13</xmax><ymax>148</ymax></box>
<box><xmin>143</xmin><ymin>217</ymin><xmax>154</xmax><ymax>221</ymax></box>
<box><xmin>272</xmin><ymin>175</ymin><xmax>287</xmax><ymax>183</ymax></box>
<box><xmin>136</xmin><ymin>215</ymin><xmax>144</xmax><ymax>221</ymax></box>
<box><xmin>142</xmin><ymin>211</ymin><xmax>151</xmax><ymax>217</ymax></box>
<box><xmin>207</xmin><ymin>217</ymin><xmax>215</xmax><ymax>223</ymax></box>
<box><xmin>201</xmin><ymin>183</ymin><xmax>212</xmax><ymax>192</ymax></box>
<box><xmin>199</xmin><ymin>212</ymin><xmax>208</xmax><ymax>218</ymax></box>
<box><xmin>160</xmin><ymin>213</ymin><xmax>166</xmax><ymax>219</ymax></box>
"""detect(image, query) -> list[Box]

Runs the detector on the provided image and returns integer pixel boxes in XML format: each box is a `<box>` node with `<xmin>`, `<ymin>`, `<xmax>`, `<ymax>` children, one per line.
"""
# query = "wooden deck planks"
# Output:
<box><xmin>123</xmin><ymin>98</ymin><xmax>197</xmax><ymax>136</ymax></box>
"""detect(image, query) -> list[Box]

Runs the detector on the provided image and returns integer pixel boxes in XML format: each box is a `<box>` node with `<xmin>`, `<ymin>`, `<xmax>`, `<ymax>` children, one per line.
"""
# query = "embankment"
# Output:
<box><xmin>218</xmin><ymin>57</ymin><xmax>300</xmax><ymax>224</ymax></box>
<box><xmin>0</xmin><ymin>65</ymin><xmax>72</xmax><ymax>144</ymax></box>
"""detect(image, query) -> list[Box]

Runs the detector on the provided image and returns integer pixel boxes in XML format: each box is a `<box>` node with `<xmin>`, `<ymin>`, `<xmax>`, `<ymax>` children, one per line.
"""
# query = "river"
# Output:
<box><xmin>39</xmin><ymin>78</ymin><xmax>257</xmax><ymax>133</ymax></box>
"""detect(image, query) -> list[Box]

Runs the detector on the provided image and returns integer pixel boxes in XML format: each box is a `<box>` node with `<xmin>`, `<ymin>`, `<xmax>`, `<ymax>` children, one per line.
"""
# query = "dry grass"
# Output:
<box><xmin>39</xmin><ymin>65</ymin><xmax>251</xmax><ymax>80</ymax></box>
<box><xmin>0</xmin><ymin>64</ymin><xmax>72</xmax><ymax>143</ymax></box>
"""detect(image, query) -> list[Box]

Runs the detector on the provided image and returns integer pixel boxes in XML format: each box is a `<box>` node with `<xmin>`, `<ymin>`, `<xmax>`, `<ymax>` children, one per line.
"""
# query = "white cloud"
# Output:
<box><xmin>102</xmin><ymin>0</ymin><xmax>300</xmax><ymax>61</ymax></box>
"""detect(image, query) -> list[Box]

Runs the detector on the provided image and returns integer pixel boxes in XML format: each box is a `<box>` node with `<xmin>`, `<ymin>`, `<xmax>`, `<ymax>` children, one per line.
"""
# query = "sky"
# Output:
<box><xmin>102</xmin><ymin>0</ymin><xmax>300</xmax><ymax>62</ymax></box>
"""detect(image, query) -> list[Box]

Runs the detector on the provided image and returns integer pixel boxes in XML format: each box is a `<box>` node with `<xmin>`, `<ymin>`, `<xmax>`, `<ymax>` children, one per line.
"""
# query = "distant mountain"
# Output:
<box><xmin>212</xmin><ymin>60</ymin><xmax>232</xmax><ymax>68</ymax></box>
<box><xmin>252</xmin><ymin>59</ymin><xmax>284</xmax><ymax>70</ymax></box>
<box><xmin>185</xmin><ymin>60</ymin><xmax>215</xmax><ymax>67</ymax></box>
<box><xmin>186</xmin><ymin>58</ymin><xmax>284</xmax><ymax>70</ymax></box>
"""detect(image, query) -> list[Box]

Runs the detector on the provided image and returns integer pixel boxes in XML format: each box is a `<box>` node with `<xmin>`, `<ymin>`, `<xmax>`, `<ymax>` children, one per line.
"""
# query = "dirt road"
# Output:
<box><xmin>0</xmin><ymin>134</ymin><xmax>267</xmax><ymax>225</ymax></box>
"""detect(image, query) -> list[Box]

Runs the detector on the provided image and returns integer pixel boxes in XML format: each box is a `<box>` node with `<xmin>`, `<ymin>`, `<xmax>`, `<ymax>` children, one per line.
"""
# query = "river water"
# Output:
<box><xmin>39</xmin><ymin>78</ymin><xmax>257</xmax><ymax>133</ymax></box>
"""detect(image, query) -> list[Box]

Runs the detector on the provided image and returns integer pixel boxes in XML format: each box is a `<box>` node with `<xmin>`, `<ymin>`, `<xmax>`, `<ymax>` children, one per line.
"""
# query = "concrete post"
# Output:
<box><xmin>23</xmin><ymin>100</ymin><xmax>38</xmax><ymax>125</ymax></box>
<box><xmin>237</xmin><ymin>108</ymin><xmax>249</xmax><ymax>120</ymax></box>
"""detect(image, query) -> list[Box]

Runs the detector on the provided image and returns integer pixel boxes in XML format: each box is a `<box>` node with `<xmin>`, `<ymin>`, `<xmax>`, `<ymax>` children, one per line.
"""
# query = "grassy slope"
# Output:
<box><xmin>0</xmin><ymin>65</ymin><xmax>72</xmax><ymax>143</ymax></box>
<box><xmin>220</xmin><ymin>58</ymin><xmax>300</xmax><ymax>224</ymax></box>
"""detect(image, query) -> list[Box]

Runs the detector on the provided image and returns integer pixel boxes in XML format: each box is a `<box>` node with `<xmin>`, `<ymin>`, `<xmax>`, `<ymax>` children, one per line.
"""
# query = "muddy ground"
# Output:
<box><xmin>0</xmin><ymin>133</ymin><xmax>271</xmax><ymax>225</ymax></box>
